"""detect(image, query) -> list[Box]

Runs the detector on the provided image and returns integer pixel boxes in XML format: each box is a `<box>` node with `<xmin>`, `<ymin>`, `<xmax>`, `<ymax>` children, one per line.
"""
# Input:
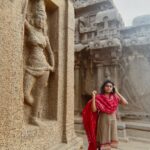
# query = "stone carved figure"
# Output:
<box><xmin>24</xmin><ymin>0</ymin><xmax>55</xmax><ymax>125</ymax></box>
<box><xmin>78</xmin><ymin>17</ymin><xmax>86</xmax><ymax>33</ymax></box>
<box><xmin>104</xmin><ymin>66</ymin><xmax>111</xmax><ymax>80</ymax></box>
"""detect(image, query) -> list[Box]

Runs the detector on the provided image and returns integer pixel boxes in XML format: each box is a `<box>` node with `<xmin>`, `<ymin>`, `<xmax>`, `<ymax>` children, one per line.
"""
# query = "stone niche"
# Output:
<box><xmin>23</xmin><ymin>0</ymin><xmax>59</xmax><ymax>124</ymax></box>
<box><xmin>0</xmin><ymin>0</ymin><xmax>83</xmax><ymax>149</ymax></box>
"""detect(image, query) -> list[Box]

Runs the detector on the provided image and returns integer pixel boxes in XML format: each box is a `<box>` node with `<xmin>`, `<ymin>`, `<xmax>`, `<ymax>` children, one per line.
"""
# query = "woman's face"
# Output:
<box><xmin>104</xmin><ymin>83</ymin><xmax>113</xmax><ymax>94</ymax></box>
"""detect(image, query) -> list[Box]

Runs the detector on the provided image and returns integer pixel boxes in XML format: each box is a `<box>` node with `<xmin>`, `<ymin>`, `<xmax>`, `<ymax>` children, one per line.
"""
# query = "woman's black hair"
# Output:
<box><xmin>100</xmin><ymin>80</ymin><xmax>116</xmax><ymax>94</ymax></box>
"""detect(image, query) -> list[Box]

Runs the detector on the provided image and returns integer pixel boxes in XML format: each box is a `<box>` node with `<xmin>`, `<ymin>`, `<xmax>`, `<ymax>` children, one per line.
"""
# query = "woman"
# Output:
<box><xmin>82</xmin><ymin>80</ymin><xmax>128</xmax><ymax>150</ymax></box>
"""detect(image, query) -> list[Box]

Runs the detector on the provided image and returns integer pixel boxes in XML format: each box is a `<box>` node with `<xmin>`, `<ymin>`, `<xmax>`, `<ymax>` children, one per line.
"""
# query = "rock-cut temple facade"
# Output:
<box><xmin>74</xmin><ymin>0</ymin><xmax>150</xmax><ymax>141</ymax></box>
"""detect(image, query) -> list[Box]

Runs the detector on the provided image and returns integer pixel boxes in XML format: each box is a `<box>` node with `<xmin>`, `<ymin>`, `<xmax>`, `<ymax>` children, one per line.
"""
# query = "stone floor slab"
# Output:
<box><xmin>77</xmin><ymin>134</ymin><xmax>150</xmax><ymax>150</ymax></box>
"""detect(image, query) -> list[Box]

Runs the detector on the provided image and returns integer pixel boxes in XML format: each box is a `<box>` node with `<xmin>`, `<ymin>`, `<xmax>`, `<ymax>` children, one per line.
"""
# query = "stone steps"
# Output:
<box><xmin>75</xmin><ymin>116</ymin><xmax>150</xmax><ymax>143</ymax></box>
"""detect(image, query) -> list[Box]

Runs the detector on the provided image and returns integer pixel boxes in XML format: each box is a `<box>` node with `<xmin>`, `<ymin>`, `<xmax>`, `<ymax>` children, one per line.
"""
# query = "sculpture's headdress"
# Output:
<box><xmin>34</xmin><ymin>0</ymin><xmax>47</xmax><ymax>19</ymax></box>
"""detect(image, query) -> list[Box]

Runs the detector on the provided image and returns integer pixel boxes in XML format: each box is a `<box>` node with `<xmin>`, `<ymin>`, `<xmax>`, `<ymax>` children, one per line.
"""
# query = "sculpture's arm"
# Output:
<box><xmin>22</xmin><ymin>0</ymin><xmax>28</xmax><ymax>17</ymax></box>
<box><xmin>24</xmin><ymin>19</ymin><xmax>32</xmax><ymax>33</ymax></box>
<box><xmin>46</xmin><ymin>36</ymin><xmax>55</xmax><ymax>72</ymax></box>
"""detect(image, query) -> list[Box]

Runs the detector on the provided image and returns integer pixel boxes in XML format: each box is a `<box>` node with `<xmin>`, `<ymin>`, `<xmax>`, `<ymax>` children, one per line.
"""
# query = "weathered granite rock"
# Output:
<box><xmin>0</xmin><ymin>0</ymin><xmax>83</xmax><ymax>149</ymax></box>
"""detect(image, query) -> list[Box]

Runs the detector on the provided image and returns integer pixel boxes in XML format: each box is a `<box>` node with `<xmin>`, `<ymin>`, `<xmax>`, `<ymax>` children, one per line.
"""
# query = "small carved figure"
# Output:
<box><xmin>104</xmin><ymin>67</ymin><xmax>111</xmax><ymax>80</ymax></box>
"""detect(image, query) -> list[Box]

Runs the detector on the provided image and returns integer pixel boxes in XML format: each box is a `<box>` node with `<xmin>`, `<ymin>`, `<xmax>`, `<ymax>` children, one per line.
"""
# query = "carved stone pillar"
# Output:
<box><xmin>96</xmin><ymin>63</ymin><xmax>104</xmax><ymax>91</ymax></box>
<box><xmin>92</xmin><ymin>32</ymin><xmax>95</xmax><ymax>39</ymax></box>
<box><xmin>74</xmin><ymin>65</ymin><xmax>82</xmax><ymax>116</ymax></box>
<box><xmin>112</xmin><ymin>60</ymin><xmax>119</xmax><ymax>88</ymax></box>
<box><xmin>62</xmin><ymin>1</ymin><xmax>83</xmax><ymax>148</ymax></box>
<box><xmin>114</xmin><ymin>64</ymin><xmax>119</xmax><ymax>86</ymax></box>
<box><xmin>84</xmin><ymin>33</ymin><xmax>88</xmax><ymax>43</ymax></box>
<box><xmin>104</xmin><ymin>66</ymin><xmax>111</xmax><ymax>80</ymax></box>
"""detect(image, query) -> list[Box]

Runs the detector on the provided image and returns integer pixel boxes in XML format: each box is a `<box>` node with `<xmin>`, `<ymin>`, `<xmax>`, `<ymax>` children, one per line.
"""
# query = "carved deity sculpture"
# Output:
<box><xmin>24</xmin><ymin>0</ymin><xmax>55</xmax><ymax>125</ymax></box>
<box><xmin>104</xmin><ymin>66</ymin><xmax>111</xmax><ymax>80</ymax></box>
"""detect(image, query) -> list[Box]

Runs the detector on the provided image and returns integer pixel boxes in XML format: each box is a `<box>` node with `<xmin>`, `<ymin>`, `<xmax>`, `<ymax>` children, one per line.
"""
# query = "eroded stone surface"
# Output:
<box><xmin>0</xmin><ymin>0</ymin><xmax>82</xmax><ymax>149</ymax></box>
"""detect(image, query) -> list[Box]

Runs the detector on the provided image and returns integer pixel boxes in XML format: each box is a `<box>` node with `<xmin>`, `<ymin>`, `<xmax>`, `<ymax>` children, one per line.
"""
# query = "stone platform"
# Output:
<box><xmin>75</xmin><ymin>116</ymin><xmax>150</xmax><ymax>144</ymax></box>
<box><xmin>21</xmin><ymin>121</ymin><xmax>83</xmax><ymax>150</ymax></box>
<box><xmin>79</xmin><ymin>134</ymin><xmax>150</xmax><ymax>150</ymax></box>
<box><xmin>50</xmin><ymin>137</ymin><xmax>83</xmax><ymax>150</ymax></box>
<box><xmin>75</xmin><ymin>116</ymin><xmax>128</xmax><ymax>141</ymax></box>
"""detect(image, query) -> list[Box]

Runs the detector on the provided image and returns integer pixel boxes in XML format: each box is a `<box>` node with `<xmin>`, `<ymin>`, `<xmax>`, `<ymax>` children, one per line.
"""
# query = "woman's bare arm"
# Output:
<box><xmin>91</xmin><ymin>90</ymin><xmax>97</xmax><ymax>112</ymax></box>
<box><xmin>118</xmin><ymin>92</ymin><xmax>128</xmax><ymax>105</ymax></box>
<box><xmin>115</xmin><ymin>87</ymin><xmax>128</xmax><ymax>105</ymax></box>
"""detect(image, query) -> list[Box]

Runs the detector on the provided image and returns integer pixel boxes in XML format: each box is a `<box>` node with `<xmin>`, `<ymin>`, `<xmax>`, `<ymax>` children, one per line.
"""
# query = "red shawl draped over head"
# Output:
<box><xmin>82</xmin><ymin>93</ymin><xmax>119</xmax><ymax>150</ymax></box>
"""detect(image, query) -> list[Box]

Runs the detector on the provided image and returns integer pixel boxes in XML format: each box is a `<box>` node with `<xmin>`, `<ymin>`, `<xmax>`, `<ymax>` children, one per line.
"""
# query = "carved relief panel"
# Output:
<box><xmin>23</xmin><ymin>0</ymin><xmax>58</xmax><ymax>126</ymax></box>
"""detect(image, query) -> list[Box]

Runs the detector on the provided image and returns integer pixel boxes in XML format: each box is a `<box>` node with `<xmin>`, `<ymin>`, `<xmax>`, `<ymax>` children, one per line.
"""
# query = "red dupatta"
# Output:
<box><xmin>82</xmin><ymin>93</ymin><xmax>119</xmax><ymax>150</ymax></box>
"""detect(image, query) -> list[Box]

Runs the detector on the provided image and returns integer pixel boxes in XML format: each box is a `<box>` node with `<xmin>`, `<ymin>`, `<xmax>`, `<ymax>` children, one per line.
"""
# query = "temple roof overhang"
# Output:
<box><xmin>75</xmin><ymin>38</ymin><xmax>121</xmax><ymax>52</ymax></box>
<box><xmin>74</xmin><ymin>0</ymin><xmax>113</xmax><ymax>10</ymax></box>
<box><xmin>95</xmin><ymin>9</ymin><xmax>123</xmax><ymax>24</ymax></box>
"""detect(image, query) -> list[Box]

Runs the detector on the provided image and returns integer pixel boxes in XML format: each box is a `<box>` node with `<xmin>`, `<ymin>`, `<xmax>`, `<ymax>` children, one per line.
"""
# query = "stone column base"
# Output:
<box><xmin>118</xmin><ymin>121</ymin><xmax>129</xmax><ymax>142</ymax></box>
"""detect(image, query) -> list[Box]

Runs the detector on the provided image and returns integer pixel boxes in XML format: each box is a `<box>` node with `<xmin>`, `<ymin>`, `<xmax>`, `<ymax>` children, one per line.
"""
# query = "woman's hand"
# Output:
<box><xmin>114</xmin><ymin>86</ymin><xmax>119</xmax><ymax>94</ymax></box>
<box><xmin>92</xmin><ymin>90</ymin><xmax>97</xmax><ymax>98</ymax></box>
